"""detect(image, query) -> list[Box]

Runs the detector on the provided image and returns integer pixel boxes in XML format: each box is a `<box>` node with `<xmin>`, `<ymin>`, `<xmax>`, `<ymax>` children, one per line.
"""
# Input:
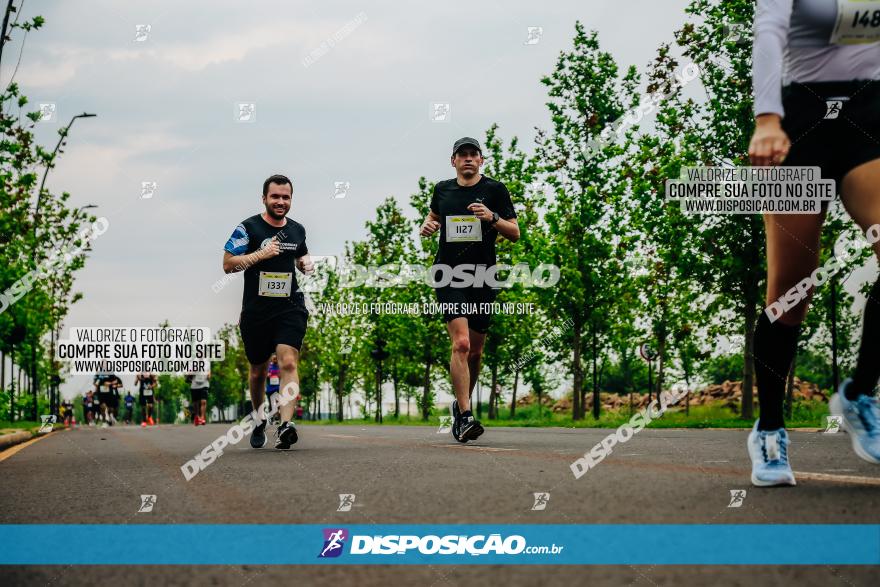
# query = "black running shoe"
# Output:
<box><xmin>250</xmin><ymin>420</ymin><xmax>268</xmax><ymax>448</ymax></box>
<box><xmin>275</xmin><ymin>421</ymin><xmax>298</xmax><ymax>450</ymax></box>
<box><xmin>459</xmin><ymin>414</ymin><xmax>484</xmax><ymax>442</ymax></box>
<box><xmin>451</xmin><ymin>400</ymin><xmax>463</xmax><ymax>442</ymax></box>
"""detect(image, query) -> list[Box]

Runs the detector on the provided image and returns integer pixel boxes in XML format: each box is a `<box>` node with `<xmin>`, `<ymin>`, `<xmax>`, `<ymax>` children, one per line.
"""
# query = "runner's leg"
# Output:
<box><xmin>275</xmin><ymin>344</ymin><xmax>300</xmax><ymax>421</ymax></box>
<box><xmin>839</xmin><ymin>159</ymin><xmax>880</xmax><ymax>396</ymax></box>
<box><xmin>757</xmin><ymin>212</ymin><xmax>825</xmax><ymax>430</ymax></box>
<box><xmin>249</xmin><ymin>361</ymin><xmax>269</xmax><ymax>414</ymax></box>
<box><xmin>467</xmin><ymin>329</ymin><xmax>486</xmax><ymax>401</ymax></box>
<box><xmin>829</xmin><ymin>159</ymin><xmax>880</xmax><ymax>463</ymax></box>
<box><xmin>447</xmin><ymin>318</ymin><xmax>472</xmax><ymax>411</ymax></box>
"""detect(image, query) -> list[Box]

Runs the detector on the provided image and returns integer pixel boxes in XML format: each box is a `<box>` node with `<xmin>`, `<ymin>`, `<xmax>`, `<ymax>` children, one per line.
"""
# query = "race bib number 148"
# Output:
<box><xmin>830</xmin><ymin>0</ymin><xmax>880</xmax><ymax>44</ymax></box>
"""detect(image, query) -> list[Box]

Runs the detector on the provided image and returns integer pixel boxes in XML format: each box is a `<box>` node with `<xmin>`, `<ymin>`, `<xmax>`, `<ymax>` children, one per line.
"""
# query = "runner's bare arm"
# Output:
<box><xmin>222</xmin><ymin>239</ymin><xmax>280</xmax><ymax>274</ymax></box>
<box><xmin>419</xmin><ymin>211</ymin><xmax>441</xmax><ymax>237</ymax></box>
<box><xmin>467</xmin><ymin>203</ymin><xmax>520</xmax><ymax>242</ymax></box>
<box><xmin>493</xmin><ymin>217</ymin><xmax>520</xmax><ymax>242</ymax></box>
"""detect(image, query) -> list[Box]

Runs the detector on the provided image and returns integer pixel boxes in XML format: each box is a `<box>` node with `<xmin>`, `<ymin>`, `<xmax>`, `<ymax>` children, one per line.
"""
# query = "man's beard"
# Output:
<box><xmin>266</xmin><ymin>205</ymin><xmax>288</xmax><ymax>219</ymax></box>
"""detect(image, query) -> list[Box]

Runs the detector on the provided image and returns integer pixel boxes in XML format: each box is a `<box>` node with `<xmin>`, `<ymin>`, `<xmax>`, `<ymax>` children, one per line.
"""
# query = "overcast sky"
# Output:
<box><xmin>17</xmin><ymin>0</ymin><xmax>867</xmax><ymax>401</ymax></box>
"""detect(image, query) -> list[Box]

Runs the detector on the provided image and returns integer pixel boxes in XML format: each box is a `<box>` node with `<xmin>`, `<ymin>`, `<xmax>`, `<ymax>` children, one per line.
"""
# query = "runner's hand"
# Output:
<box><xmin>749</xmin><ymin>114</ymin><xmax>790</xmax><ymax>167</ymax></box>
<box><xmin>420</xmin><ymin>219</ymin><xmax>440</xmax><ymax>237</ymax></box>
<box><xmin>260</xmin><ymin>237</ymin><xmax>281</xmax><ymax>259</ymax></box>
<box><xmin>467</xmin><ymin>203</ymin><xmax>493</xmax><ymax>221</ymax></box>
<box><xmin>298</xmin><ymin>256</ymin><xmax>314</xmax><ymax>274</ymax></box>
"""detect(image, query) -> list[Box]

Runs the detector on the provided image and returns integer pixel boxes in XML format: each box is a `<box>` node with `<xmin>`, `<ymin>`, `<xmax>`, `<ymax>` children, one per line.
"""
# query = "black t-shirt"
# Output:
<box><xmin>224</xmin><ymin>214</ymin><xmax>309</xmax><ymax>318</ymax></box>
<box><xmin>137</xmin><ymin>373</ymin><xmax>157</xmax><ymax>393</ymax></box>
<box><xmin>429</xmin><ymin>175</ymin><xmax>516</xmax><ymax>268</ymax></box>
<box><xmin>94</xmin><ymin>373</ymin><xmax>121</xmax><ymax>393</ymax></box>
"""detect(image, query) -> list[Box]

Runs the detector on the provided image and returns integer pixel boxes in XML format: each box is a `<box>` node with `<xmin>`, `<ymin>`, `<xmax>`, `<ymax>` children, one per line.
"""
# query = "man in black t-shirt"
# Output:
<box><xmin>223</xmin><ymin>174</ymin><xmax>314</xmax><ymax>450</ymax></box>
<box><xmin>93</xmin><ymin>372</ymin><xmax>122</xmax><ymax>427</ymax></box>
<box><xmin>135</xmin><ymin>372</ymin><xmax>158</xmax><ymax>426</ymax></box>
<box><xmin>419</xmin><ymin>137</ymin><xmax>520</xmax><ymax>443</ymax></box>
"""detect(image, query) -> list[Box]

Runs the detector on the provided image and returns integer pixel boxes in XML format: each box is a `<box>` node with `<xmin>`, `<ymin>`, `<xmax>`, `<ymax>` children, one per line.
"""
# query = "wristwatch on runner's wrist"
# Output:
<box><xmin>490</xmin><ymin>212</ymin><xmax>499</xmax><ymax>225</ymax></box>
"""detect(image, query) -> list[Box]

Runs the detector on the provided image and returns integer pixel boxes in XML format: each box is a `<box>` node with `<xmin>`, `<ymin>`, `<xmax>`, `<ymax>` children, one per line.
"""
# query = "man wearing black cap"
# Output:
<box><xmin>419</xmin><ymin>137</ymin><xmax>520</xmax><ymax>442</ymax></box>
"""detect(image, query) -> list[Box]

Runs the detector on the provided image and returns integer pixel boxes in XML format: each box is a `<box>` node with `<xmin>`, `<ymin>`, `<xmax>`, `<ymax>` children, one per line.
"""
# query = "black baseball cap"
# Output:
<box><xmin>452</xmin><ymin>137</ymin><xmax>482</xmax><ymax>155</ymax></box>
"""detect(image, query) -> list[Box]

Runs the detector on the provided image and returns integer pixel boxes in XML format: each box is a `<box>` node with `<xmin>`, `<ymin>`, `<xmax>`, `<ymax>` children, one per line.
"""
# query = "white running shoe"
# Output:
<box><xmin>747</xmin><ymin>420</ymin><xmax>796</xmax><ymax>487</ymax></box>
<box><xmin>830</xmin><ymin>379</ymin><xmax>880</xmax><ymax>464</ymax></box>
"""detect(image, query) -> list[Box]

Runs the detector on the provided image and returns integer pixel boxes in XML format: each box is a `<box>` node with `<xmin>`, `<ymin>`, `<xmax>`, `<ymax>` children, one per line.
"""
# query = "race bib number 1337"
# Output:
<box><xmin>258</xmin><ymin>272</ymin><xmax>292</xmax><ymax>297</ymax></box>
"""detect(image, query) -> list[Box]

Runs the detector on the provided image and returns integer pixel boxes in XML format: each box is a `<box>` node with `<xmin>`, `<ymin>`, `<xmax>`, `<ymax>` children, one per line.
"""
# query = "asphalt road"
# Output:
<box><xmin>1</xmin><ymin>423</ymin><xmax>878</xmax><ymax>586</ymax></box>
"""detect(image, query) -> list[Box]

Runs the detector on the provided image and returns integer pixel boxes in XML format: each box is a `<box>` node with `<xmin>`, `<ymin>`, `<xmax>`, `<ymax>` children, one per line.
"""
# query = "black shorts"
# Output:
<box><xmin>781</xmin><ymin>80</ymin><xmax>880</xmax><ymax>194</ymax></box>
<box><xmin>140</xmin><ymin>393</ymin><xmax>155</xmax><ymax>406</ymax></box>
<box><xmin>97</xmin><ymin>392</ymin><xmax>112</xmax><ymax>406</ymax></box>
<box><xmin>191</xmin><ymin>387</ymin><xmax>208</xmax><ymax>402</ymax></box>
<box><xmin>435</xmin><ymin>286</ymin><xmax>498</xmax><ymax>334</ymax></box>
<box><xmin>239</xmin><ymin>300</ymin><xmax>309</xmax><ymax>365</ymax></box>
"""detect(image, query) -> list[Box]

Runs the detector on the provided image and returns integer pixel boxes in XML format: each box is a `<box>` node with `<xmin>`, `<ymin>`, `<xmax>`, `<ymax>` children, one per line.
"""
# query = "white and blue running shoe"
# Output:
<box><xmin>830</xmin><ymin>379</ymin><xmax>880</xmax><ymax>465</ymax></box>
<box><xmin>747</xmin><ymin>420</ymin><xmax>796</xmax><ymax>487</ymax></box>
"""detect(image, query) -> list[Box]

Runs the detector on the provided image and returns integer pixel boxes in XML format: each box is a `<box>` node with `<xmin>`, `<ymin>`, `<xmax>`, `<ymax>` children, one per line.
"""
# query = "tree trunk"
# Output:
<box><xmin>393</xmin><ymin>364</ymin><xmax>400</xmax><ymax>419</ymax></box>
<box><xmin>510</xmin><ymin>368</ymin><xmax>519</xmax><ymax>419</ymax></box>
<box><xmin>335</xmin><ymin>363</ymin><xmax>347</xmax><ymax>421</ymax></box>
<box><xmin>488</xmin><ymin>365</ymin><xmax>498</xmax><ymax>420</ymax></box>
<box><xmin>421</xmin><ymin>357</ymin><xmax>432</xmax><ymax>421</ymax></box>
<box><xmin>742</xmin><ymin>299</ymin><xmax>758</xmax><ymax>420</ymax></box>
<box><xmin>785</xmin><ymin>350</ymin><xmax>798</xmax><ymax>420</ymax></box>
<box><xmin>572</xmin><ymin>319</ymin><xmax>583</xmax><ymax>420</ymax></box>
<box><xmin>591</xmin><ymin>327</ymin><xmax>599</xmax><ymax>420</ymax></box>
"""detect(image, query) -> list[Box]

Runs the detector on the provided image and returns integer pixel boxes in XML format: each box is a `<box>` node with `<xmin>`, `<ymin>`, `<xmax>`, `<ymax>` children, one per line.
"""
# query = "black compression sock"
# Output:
<box><xmin>753</xmin><ymin>311</ymin><xmax>801</xmax><ymax>431</ymax></box>
<box><xmin>849</xmin><ymin>276</ymin><xmax>880</xmax><ymax>400</ymax></box>
<box><xmin>460</xmin><ymin>410</ymin><xmax>473</xmax><ymax>419</ymax></box>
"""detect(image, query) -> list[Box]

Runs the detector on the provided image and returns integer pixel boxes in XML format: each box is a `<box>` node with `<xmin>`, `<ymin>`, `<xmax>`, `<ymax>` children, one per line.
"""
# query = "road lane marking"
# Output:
<box><xmin>0</xmin><ymin>430</ymin><xmax>59</xmax><ymax>463</ymax></box>
<box><xmin>437</xmin><ymin>445</ymin><xmax>518</xmax><ymax>452</ymax></box>
<box><xmin>793</xmin><ymin>471</ymin><xmax>880</xmax><ymax>486</ymax></box>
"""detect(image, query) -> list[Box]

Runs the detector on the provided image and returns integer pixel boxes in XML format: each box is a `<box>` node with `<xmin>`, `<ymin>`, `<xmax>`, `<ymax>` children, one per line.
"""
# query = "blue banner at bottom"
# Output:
<box><xmin>1</xmin><ymin>524</ymin><xmax>878</xmax><ymax>565</ymax></box>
